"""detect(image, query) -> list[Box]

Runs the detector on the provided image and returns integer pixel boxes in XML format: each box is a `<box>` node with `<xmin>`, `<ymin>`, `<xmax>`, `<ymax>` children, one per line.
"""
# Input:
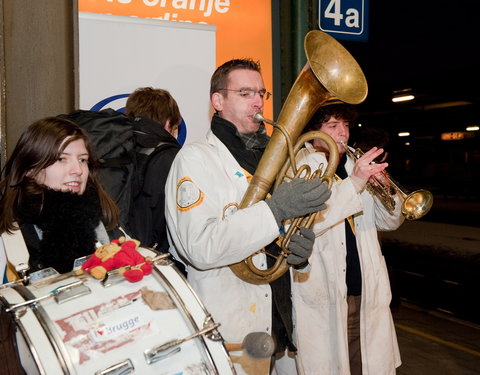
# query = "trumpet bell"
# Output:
<box><xmin>402</xmin><ymin>189</ymin><xmax>434</xmax><ymax>220</ymax></box>
<box><xmin>343</xmin><ymin>143</ymin><xmax>434</xmax><ymax>221</ymax></box>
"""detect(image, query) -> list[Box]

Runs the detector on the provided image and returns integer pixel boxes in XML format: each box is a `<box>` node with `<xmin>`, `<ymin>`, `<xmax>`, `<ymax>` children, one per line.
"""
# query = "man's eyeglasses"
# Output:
<box><xmin>219</xmin><ymin>88</ymin><xmax>272</xmax><ymax>100</ymax></box>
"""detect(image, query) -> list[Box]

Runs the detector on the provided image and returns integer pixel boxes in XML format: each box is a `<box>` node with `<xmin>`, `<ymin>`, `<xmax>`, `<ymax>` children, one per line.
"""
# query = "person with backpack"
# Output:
<box><xmin>0</xmin><ymin>116</ymin><xmax>121</xmax><ymax>282</ymax></box>
<box><xmin>125</xmin><ymin>87</ymin><xmax>182</xmax><ymax>254</ymax></box>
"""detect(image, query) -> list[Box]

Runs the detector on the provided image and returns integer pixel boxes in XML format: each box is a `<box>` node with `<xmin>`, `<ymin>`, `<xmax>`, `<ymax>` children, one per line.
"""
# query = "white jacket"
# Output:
<box><xmin>165</xmin><ymin>130</ymin><xmax>280</xmax><ymax>355</ymax></box>
<box><xmin>292</xmin><ymin>144</ymin><xmax>404</xmax><ymax>374</ymax></box>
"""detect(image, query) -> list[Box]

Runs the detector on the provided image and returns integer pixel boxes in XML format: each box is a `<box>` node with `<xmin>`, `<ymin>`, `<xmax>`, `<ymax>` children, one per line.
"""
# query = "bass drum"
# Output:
<box><xmin>0</xmin><ymin>251</ymin><xmax>236</xmax><ymax>375</ymax></box>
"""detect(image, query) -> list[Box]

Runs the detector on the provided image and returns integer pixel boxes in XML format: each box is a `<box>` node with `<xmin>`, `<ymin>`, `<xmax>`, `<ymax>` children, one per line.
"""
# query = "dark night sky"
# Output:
<box><xmin>341</xmin><ymin>0</ymin><xmax>480</xmax><ymax>126</ymax></box>
<box><xmin>325</xmin><ymin>0</ymin><xmax>480</xmax><ymax>202</ymax></box>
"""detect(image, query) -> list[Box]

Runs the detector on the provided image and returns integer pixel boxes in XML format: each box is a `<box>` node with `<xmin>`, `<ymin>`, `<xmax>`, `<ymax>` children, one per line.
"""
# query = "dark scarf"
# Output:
<box><xmin>336</xmin><ymin>154</ymin><xmax>362</xmax><ymax>296</ymax></box>
<box><xmin>211</xmin><ymin>114</ymin><xmax>296</xmax><ymax>353</ymax></box>
<box><xmin>211</xmin><ymin>114</ymin><xmax>267</xmax><ymax>175</ymax></box>
<box><xmin>18</xmin><ymin>182</ymin><xmax>102</xmax><ymax>274</ymax></box>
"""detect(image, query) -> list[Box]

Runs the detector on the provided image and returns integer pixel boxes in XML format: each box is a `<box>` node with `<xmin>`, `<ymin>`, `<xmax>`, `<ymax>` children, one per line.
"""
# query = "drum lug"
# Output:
<box><xmin>203</xmin><ymin>315</ymin><xmax>222</xmax><ymax>341</ymax></box>
<box><xmin>28</xmin><ymin>267</ymin><xmax>60</xmax><ymax>283</ymax></box>
<box><xmin>6</xmin><ymin>280</ymin><xmax>91</xmax><ymax>312</ymax></box>
<box><xmin>54</xmin><ymin>282</ymin><xmax>91</xmax><ymax>304</ymax></box>
<box><xmin>95</xmin><ymin>358</ymin><xmax>134</xmax><ymax>375</ymax></box>
<box><xmin>143</xmin><ymin>318</ymin><xmax>221</xmax><ymax>364</ymax></box>
<box><xmin>154</xmin><ymin>256</ymin><xmax>175</xmax><ymax>267</ymax></box>
<box><xmin>144</xmin><ymin>346</ymin><xmax>182</xmax><ymax>365</ymax></box>
<box><xmin>101</xmin><ymin>269</ymin><xmax>128</xmax><ymax>288</ymax></box>
<box><xmin>14</xmin><ymin>307</ymin><xmax>28</xmax><ymax>319</ymax></box>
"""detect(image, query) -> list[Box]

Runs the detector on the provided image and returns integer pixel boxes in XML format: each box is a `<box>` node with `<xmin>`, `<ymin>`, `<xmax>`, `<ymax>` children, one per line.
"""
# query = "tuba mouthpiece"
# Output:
<box><xmin>253</xmin><ymin>112</ymin><xmax>266</xmax><ymax>123</ymax></box>
<box><xmin>253</xmin><ymin>112</ymin><xmax>276</xmax><ymax>126</ymax></box>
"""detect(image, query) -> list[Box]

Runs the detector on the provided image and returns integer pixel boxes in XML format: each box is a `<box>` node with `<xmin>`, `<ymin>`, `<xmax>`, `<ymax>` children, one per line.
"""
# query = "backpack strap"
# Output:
<box><xmin>1</xmin><ymin>228</ymin><xmax>30</xmax><ymax>278</ymax></box>
<box><xmin>133</xmin><ymin>141</ymin><xmax>178</xmax><ymax>198</ymax></box>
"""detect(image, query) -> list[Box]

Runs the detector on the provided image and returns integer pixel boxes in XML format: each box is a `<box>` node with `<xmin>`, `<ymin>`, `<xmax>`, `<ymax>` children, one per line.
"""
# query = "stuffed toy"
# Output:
<box><xmin>81</xmin><ymin>237</ymin><xmax>153</xmax><ymax>282</ymax></box>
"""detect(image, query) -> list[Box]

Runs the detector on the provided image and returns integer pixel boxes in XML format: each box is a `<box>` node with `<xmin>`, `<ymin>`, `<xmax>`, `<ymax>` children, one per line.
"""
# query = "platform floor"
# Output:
<box><xmin>392</xmin><ymin>301</ymin><xmax>480</xmax><ymax>375</ymax></box>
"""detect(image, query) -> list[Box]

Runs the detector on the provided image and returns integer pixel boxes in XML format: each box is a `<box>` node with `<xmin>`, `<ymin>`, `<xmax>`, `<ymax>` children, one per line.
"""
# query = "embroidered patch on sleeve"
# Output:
<box><xmin>176</xmin><ymin>177</ymin><xmax>204</xmax><ymax>211</ymax></box>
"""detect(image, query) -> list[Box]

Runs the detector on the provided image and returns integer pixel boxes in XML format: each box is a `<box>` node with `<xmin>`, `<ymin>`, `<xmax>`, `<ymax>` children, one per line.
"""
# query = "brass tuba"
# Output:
<box><xmin>229</xmin><ymin>30</ymin><xmax>368</xmax><ymax>284</ymax></box>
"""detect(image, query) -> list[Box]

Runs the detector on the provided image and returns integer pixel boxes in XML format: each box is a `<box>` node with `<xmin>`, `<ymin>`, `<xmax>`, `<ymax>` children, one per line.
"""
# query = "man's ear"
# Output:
<box><xmin>164</xmin><ymin>119</ymin><xmax>171</xmax><ymax>132</ymax></box>
<box><xmin>164</xmin><ymin>120</ymin><xmax>179</xmax><ymax>138</ymax></box>
<box><xmin>211</xmin><ymin>92</ymin><xmax>223</xmax><ymax>112</ymax></box>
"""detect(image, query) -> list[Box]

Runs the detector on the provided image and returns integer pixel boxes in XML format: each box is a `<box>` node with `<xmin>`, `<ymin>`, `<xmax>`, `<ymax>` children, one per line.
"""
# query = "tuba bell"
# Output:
<box><xmin>229</xmin><ymin>30</ymin><xmax>368</xmax><ymax>284</ymax></box>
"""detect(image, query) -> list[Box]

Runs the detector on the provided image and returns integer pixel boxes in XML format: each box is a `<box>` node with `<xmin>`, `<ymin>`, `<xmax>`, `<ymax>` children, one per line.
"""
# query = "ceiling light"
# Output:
<box><xmin>466</xmin><ymin>126</ymin><xmax>479</xmax><ymax>131</ymax></box>
<box><xmin>392</xmin><ymin>94</ymin><xmax>415</xmax><ymax>103</ymax></box>
<box><xmin>422</xmin><ymin>101</ymin><xmax>471</xmax><ymax>110</ymax></box>
<box><xmin>398</xmin><ymin>132</ymin><xmax>410</xmax><ymax>137</ymax></box>
<box><xmin>392</xmin><ymin>88</ymin><xmax>414</xmax><ymax>103</ymax></box>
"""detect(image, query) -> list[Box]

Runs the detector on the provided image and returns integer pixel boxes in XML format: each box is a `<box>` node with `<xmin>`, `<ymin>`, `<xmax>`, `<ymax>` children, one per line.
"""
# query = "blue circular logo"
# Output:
<box><xmin>91</xmin><ymin>94</ymin><xmax>187</xmax><ymax>145</ymax></box>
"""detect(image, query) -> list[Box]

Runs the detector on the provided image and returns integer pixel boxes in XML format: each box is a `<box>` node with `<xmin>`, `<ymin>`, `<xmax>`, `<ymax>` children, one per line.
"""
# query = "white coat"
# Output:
<box><xmin>292</xmin><ymin>144</ymin><xmax>404</xmax><ymax>374</ymax></box>
<box><xmin>165</xmin><ymin>130</ymin><xmax>280</xmax><ymax>373</ymax></box>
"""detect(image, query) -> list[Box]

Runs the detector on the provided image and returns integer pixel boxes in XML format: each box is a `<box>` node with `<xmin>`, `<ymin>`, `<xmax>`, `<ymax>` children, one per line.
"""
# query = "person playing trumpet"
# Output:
<box><xmin>291</xmin><ymin>101</ymin><xmax>405</xmax><ymax>375</ymax></box>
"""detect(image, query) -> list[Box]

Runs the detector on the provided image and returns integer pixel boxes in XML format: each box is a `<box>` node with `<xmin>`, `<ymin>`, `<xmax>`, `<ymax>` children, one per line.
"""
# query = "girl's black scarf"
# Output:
<box><xmin>18</xmin><ymin>183</ymin><xmax>102</xmax><ymax>273</ymax></box>
<box><xmin>211</xmin><ymin>114</ymin><xmax>267</xmax><ymax>175</ymax></box>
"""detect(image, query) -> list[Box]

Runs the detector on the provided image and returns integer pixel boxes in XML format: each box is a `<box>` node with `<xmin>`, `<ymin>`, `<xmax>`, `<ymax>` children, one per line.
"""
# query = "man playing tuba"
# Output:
<box><xmin>165</xmin><ymin>58</ymin><xmax>331</xmax><ymax>375</ymax></box>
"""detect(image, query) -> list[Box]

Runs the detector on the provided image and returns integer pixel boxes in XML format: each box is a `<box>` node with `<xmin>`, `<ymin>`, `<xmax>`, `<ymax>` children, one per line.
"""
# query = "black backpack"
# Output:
<box><xmin>59</xmin><ymin>108</ymin><xmax>175</xmax><ymax>230</ymax></box>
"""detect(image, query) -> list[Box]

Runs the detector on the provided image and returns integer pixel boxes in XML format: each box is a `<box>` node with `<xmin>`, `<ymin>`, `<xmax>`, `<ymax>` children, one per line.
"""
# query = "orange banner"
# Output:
<box><xmin>78</xmin><ymin>0</ymin><xmax>273</xmax><ymax>119</ymax></box>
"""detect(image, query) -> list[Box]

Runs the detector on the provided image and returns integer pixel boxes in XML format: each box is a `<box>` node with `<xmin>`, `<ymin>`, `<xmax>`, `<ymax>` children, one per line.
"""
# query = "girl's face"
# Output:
<box><xmin>34</xmin><ymin>138</ymin><xmax>89</xmax><ymax>194</ymax></box>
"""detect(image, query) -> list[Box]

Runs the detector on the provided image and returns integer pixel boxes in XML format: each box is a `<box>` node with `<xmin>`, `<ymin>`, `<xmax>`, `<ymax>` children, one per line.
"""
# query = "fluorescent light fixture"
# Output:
<box><xmin>398</xmin><ymin>132</ymin><xmax>410</xmax><ymax>137</ymax></box>
<box><xmin>392</xmin><ymin>94</ymin><xmax>415</xmax><ymax>103</ymax></box>
<box><xmin>422</xmin><ymin>101</ymin><xmax>471</xmax><ymax>110</ymax></box>
<box><xmin>466</xmin><ymin>126</ymin><xmax>479</xmax><ymax>131</ymax></box>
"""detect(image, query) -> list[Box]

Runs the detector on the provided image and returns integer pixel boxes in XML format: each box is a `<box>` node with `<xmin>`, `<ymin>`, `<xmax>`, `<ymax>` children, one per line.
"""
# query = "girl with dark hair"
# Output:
<box><xmin>0</xmin><ymin>116</ymin><xmax>120</xmax><ymax>282</ymax></box>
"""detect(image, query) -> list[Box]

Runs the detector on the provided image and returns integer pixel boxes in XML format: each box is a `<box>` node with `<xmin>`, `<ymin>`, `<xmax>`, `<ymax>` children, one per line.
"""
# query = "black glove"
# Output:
<box><xmin>266</xmin><ymin>178</ymin><xmax>331</xmax><ymax>225</ymax></box>
<box><xmin>287</xmin><ymin>227</ymin><xmax>315</xmax><ymax>268</ymax></box>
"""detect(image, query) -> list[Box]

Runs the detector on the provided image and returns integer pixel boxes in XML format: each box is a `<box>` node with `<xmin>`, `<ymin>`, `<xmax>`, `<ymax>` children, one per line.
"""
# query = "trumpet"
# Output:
<box><xmin>341</xmin><ymin>142</ymin><xmax>433</xmax><ymax>220</ymax></box>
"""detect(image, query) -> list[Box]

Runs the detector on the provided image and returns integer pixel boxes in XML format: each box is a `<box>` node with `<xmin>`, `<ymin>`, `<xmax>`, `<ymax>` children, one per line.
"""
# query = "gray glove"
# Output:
<box><xmin>287</xmin><ymin>227</ymin><xmax>315</xmax><ymax>267</ymax></box>
<box><xmin>266</xmin><ymin>178</ymin><xmax>331</xmax><ymax>225</ymax></box>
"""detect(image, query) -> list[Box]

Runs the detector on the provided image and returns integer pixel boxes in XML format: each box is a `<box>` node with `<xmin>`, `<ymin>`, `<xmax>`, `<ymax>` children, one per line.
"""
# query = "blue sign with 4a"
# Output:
<box><xmin>319</xmin><ymin>0</ymin><xmax>369</xmax><ymax>42</ymax></box>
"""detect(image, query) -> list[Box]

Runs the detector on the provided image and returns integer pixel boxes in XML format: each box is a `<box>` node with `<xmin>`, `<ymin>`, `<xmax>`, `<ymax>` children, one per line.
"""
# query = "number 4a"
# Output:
<box><xmin>324</xmin><ymin>0</ymin><xmax>360</xmax><ymax>28</ymax></box>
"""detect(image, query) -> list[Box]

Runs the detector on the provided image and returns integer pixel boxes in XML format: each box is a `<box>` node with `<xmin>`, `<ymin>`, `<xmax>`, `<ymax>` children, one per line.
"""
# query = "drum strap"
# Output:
<box><xmin>5</xmin><ymin>262</ymin><xmax>19</xmax><ymax>282</ymax></box>
<box><xmin>1</xmin><ymin>227</ymin><xmax>30</xmax><ymax>280</ymax></box>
